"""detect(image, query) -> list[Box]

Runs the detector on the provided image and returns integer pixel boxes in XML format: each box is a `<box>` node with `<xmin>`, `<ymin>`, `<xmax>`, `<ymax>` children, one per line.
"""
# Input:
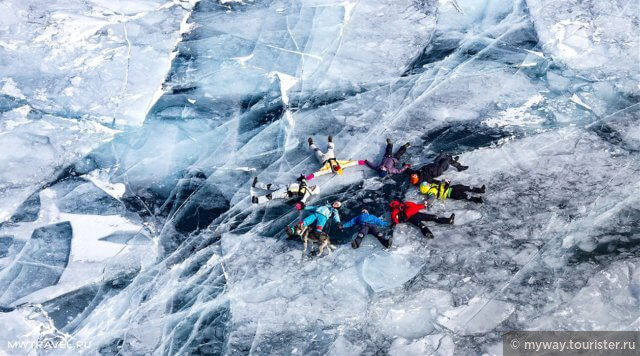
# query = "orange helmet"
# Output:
<box><xmin>409</xmin><ymin>173</ymin><xmax>419</xmax><ymax>185</ymax></box>
<box><xmin>332</xmin><ymin>163</ymin><xmax>343</xmax><ymax>175</ymax></box>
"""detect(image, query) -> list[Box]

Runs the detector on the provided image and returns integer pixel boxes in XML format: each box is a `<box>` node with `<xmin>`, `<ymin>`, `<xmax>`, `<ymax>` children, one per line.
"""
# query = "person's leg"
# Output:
<box><xmin>255</xmin><ymin>194</ymin><xmax>271</xmax><ymax>204</ymax></box>
<box><xmin>325</xmin><ymin>141</ymin><xmax>335</xmax><ymax>160</ymax></box>
<box><xmin>408</xmin><ymin>214</ymin><xmax>435</xmax><ymax>238</ymax></box>
<box><xmin>310</xmin><ymin>143</ymin><xmax>326</xmax><ymax>163</ymax></box>
<box><xmin>253</xmin><ymin>181</ymin><xmax>269</xmax><ymax>190</ymax></box>
<box><xmin>315</xmin><ymin>214</ymin><xmax>328</xmax><ymax>232</ymax></box>
<box><xmin>352</xmin><ymin>225</ymin><xmax>369</xmax><ymax>248</ymax></box>
<box><xmin>384</xmin><ymin>141</ymin><xmax>393</xmax><ymax>157</ymax></box>
<box><xmin>253</xmin><ymin>181</ymin><xmax>283</xmax><ymax>191</ymax></box>
<box><xmin>302</xmin><ymin>214</ymin><xmax>318</xmax><ymax>228</ymax></box>
<box><xmin>270</xmin><ymin>187</ymin><xmax>289</xmax><ymax>200</ymax></box>
<box><xmin>393</xmin><ymin>142</ymin><xmax>410</xmax><ymax>159</ymax></box>
<box><xmin>416</xmin><ymin>212</ymin><xmax>454</xmax><ymax>225</ymax></box>
<box><xmin>443</xmin><ymin>153</ymin><xmax>468</xmax><ymax>171</ymax></box>
<box><xmin>369</xmin><ymin>225</ymin><xmax>390</xmax><ymax>247</ymax></box>
<box><xmin>449</xmin><ymin>184</ymin><xmax>470</xmax><ymax>200</ymax></box>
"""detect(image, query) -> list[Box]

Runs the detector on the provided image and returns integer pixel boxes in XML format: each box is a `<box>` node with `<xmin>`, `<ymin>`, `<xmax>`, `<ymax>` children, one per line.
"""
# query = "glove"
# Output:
<box><xmin>404</xmin><ymin>163</ymin><xmax>412</xmax><ymax>168</ymax></box>
<box><xmin>295</xmin><ymin>202</ymin><xmax>303</xmax><ymax>210</ymax></box>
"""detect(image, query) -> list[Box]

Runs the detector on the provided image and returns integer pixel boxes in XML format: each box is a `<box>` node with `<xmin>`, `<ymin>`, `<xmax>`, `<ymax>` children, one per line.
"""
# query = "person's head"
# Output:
<box><xmin>332</xmin><ymin>201</ymin><xmax>342</xmax><ymax>209</ymax></box>
<box><xmin>331</xmin><ymin>163</ymin><xmax>343</xmax><ymax>175</ymax></box>
<box><xmin>389</xmin><ymin>200</ymin><xmax>402</xmax><ymax>209</ymax></box>
<box><xmin>409</xmin><ymin>173</ymin><xmax>419</xmax><ymax>185</ymax></box>
<box><xmin>419</xmin><ymin>181</ymin><xmax>432</xmax><ymax>194</ymax></box>
<box><xmin>361</xmin><ymin>209</ymin><xmax>369</xmax><ymax>214</ymax></box>
<box><xmin>378</xmin><ymin>170</ymin><xmax>388</xmax><ymax>178</ymax></box>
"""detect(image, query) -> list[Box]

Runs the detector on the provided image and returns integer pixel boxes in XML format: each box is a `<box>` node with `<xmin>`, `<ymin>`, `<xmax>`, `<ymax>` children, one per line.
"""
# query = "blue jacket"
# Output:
<box><xmin>304</xmin><ymin>205</ymin><xmax>341</xmax><ymax>224</ymax></box>
<box><xmin>343</xmin><ymin>213</ymin><xmax>388</xmax><ymax>229</ymax></box>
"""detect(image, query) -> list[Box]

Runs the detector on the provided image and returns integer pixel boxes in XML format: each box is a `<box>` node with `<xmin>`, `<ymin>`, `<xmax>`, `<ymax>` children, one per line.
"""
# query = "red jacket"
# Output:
<box><xmin>389</xmin><ymin>200</ymin><xmax>425</xmax><ymax>224</ymax></box>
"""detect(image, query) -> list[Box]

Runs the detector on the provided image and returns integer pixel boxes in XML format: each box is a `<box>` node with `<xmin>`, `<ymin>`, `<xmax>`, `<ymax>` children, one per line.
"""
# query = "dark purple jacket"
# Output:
<box><xmin>366</xmin><ymin>157</ymin><xmax>409</xmax><ymax>174</ymax></box>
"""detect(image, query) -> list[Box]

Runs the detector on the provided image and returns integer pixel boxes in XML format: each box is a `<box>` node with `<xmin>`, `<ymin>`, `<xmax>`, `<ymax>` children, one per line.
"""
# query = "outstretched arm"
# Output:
<box><xmin>342</xmin><ymin>215</ymin><xmax>359</xmax><ymax>229</ymax></box>
<box><xmin>306</xmin><ymin>163</ymin><xmax>333</xmax><ymax>180</ymax></box>
<box><xmin>364</xmin><ymin>160</ymin><xmax>378</xmax><ymax>170</ymax></box>
<box><xmin>338</xmin><ymin>160</ymin><xmax>368</xmax><ymax>170</ymax></box>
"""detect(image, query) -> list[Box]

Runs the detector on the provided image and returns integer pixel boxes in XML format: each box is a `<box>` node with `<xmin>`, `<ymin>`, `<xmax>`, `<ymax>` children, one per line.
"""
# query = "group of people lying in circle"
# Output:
<box><xmin>250</xmin><ymin>136</ymin><xmax>485</xmax><ymax>251</ymax></box>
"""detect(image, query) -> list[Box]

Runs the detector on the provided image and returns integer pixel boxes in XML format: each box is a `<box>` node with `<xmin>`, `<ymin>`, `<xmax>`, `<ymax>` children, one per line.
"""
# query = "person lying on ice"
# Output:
<box><xmin>419</xmin><ymin>180</ymin><xmax>485</xmax><ymax>204</ymax></box>
<box><xmin>407</xmin><ymin>153</ymin><xmax>468</xmax><ymax>185</ymax></box>
<box><xmin>251</xmin><ymin>174</ymin><xmax>319</xmax><ymax>208</ymax></box>
<box><xmin>364</xmin><ymin>138</ymin><xmax>412</xmax><ymax>177</ymax></box>
<box><xmin>305</xmin><ymin>136</ymin><xmax>365</xmax><ymax>181</ymax></box>
<box><xmin>343</xmin><ymin>209</ymin><xmax>392</xmax><ymax>249</ymax></box>
<box><xmin>285</xmin><ymin>201</ymin><xmax>343</xmax><ymax>237</ymax></box>
<box><xmin>389</xmin><ymin>200</ymin><xmax>454</xmax><ymax>239</ymax></box>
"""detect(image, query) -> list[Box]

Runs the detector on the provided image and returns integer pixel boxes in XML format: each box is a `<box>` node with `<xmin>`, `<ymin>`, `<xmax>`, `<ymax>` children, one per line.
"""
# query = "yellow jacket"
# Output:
<box><xmin>419</xmin><ymin>181</ymin><xmax>452</xmax><ymax>200</ymax></box>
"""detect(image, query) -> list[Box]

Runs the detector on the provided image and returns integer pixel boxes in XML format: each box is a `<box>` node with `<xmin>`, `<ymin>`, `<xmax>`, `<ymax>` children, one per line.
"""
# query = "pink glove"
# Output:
<box><xmin>295</xmin><ymin>203</ymin><xmax>303</xmax><ymax>210</ymax></box>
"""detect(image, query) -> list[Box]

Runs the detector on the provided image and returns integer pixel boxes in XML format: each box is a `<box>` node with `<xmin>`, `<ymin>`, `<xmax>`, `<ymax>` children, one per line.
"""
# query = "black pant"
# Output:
<box><xmin>353</xmin><ymin>224</ymin><xmax>387</xmax><ymax>247</ymax></box>
<box><xmin>408</xmin><ymin>213</ymin><xmax>450</xmax><ymax>237</ymax></box>
<box><xmin>413</xmin><ymin>153</ymin><xmax>464</xmax><ymax>183</ymax></box>
<box><xmin>449</xmin><ymin>184</ymin><xmax>483</xmax><ymax>200</ymax></box>
<box><xmin>384</xmin><ymin>142</ymin><xmax>408</xmax><ymax>159</ymax></box>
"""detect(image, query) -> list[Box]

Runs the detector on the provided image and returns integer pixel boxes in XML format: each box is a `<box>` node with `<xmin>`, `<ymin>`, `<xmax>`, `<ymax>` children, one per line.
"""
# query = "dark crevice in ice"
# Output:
<box><xmin>43</xmin><ymin>269</ymin><xmax>139</xmax><ymax>333</ymax></box>
<box><xmin>0</xmin><ymin>222</ymin><xmax>72</xmax><ymax>306</ymax></box>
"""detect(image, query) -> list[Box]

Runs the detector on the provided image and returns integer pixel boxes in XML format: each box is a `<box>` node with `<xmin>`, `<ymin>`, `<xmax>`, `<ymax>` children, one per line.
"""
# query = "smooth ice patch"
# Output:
<box><xmin>389</xmin><ymin>334</ymin><xmax>455</xmax><ymax>356</ymax></box>
<box><xmin>437</xmin><ymin>297</ymin><xmax>514</xmax><ymax>335</ymax></box>
<box><xmin>361</xmin><ymin>252</ymin><xmax>423</xmax><ymax>292</ymax></box>
<box><xmin>374</xmin><ymin>289</ymin><xmax>453</xmax><ymax>339</ymax></box>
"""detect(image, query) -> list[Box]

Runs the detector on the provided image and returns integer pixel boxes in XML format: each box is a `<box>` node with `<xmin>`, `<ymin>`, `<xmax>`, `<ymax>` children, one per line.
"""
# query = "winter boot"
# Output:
<box><xmin>327</xmin><ymin>135</ymin><xmax>333</xmax><ymax>143</ymax></box>
<box><xmin>252</xmin><ymin>177</ymin><xmax>258</xmax><ymax>188</ymax></box>
<box><xmin>419</xmin><ymin>224</ymin><xmax>434</xmax><ymax>238</ymax></box>
<box><xmin>448</xmin><ymin>213</ymin><xmax>455</xmax><ymax>225</ymax></box>
<box><xmin>469</xmin><ymin>196</ymin><xmax>483</xmax><ymax>204</ymax></box>
<box><xmin>308</xmin><ymin>137</ymin><xmax>313</xmax><ymax>146</ymax></box>
<box><xmin>451</xmin><ymin>160</ymin><xmax>468</xmax><ymax>171</ymax></box>
<box><xmin>382</xmin><ymin>237</ymin><xmax>393</xmax><ymax>248</ymax></box>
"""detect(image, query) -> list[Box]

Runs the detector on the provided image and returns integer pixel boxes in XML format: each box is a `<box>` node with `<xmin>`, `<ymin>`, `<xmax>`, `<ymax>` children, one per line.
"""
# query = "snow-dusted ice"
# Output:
<box><xmin>0</xmin><ymin>0</ymin><xmax>638</xmax><ymax>354</ymax></box>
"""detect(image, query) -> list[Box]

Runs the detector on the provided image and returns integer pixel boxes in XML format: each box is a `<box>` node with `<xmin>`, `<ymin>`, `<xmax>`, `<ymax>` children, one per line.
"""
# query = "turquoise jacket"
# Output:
<box><xmin>304</xmin><ymin>204</ymin><xmax>341</xmax><ymax>224</ymax></box>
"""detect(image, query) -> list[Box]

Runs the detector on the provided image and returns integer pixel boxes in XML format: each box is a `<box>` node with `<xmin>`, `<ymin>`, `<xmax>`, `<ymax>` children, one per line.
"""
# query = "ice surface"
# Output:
<box><xmin>0</xmin><ymin>0</ymin><xmax>639</xmax><ymax>354</ymax></box>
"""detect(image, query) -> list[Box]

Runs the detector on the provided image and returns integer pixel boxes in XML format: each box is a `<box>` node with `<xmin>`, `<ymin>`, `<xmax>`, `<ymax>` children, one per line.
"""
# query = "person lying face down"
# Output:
<box><xmin>419</xmin><ymin>180</ymin><xmax>485</xmax><ymax>204</ymax></box>
<box><xmin>407</xmin><ymin>153</ymin><xmax>468</xmax><ymax>185</ymax></box>
<box><xmin>305</xmin><ymin>136</ymin><xmax>366</xmax><ymax>181</ymax></box>
<box><xmin>363</xmin><ymin>138</ymin><xmax>412</xmax><ymax>178</ymax></box>
<box><xmin>342</xmin><ymin>209</ymin><xmax>392</xmax><ymax>249</ymax></box>
<box><xmin>388</xmin><ymin>200</ymin><xmax>454</xmax><ymax>240</ymax></box>
<box><xmin>251</xmin><ymin>174</ymin><xmax>319</xmax><ymax>208</ymax></box>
